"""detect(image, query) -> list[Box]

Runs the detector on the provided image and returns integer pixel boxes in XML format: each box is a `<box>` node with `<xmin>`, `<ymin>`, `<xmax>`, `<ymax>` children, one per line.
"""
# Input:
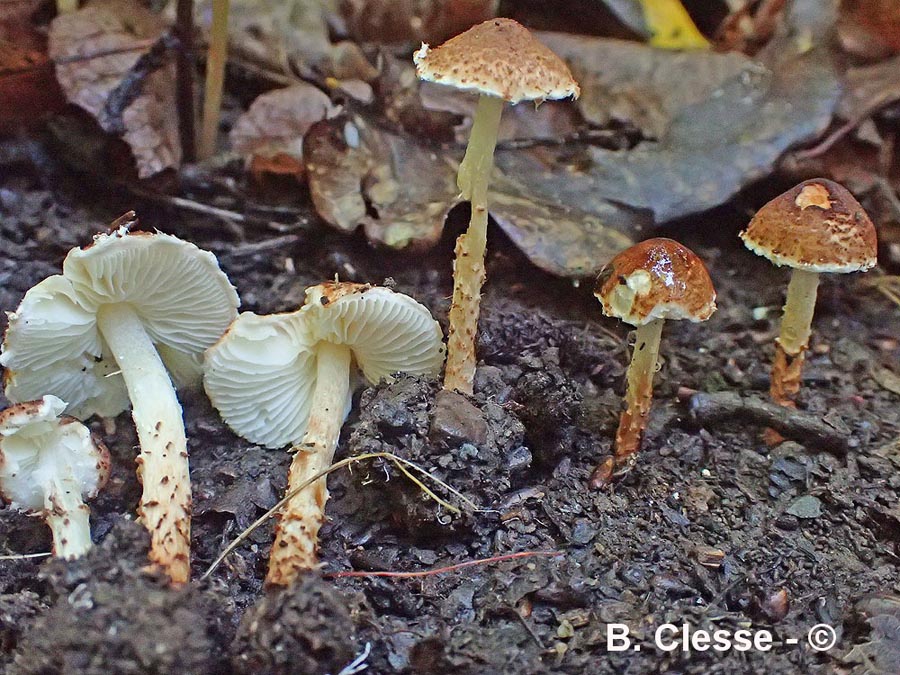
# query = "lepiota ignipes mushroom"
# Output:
<box><xmin>593</xmin><ymin>238</ymin><xmax>716</xmax><ymax>475</ymax></box>
<box><xmin>414</xmin><ymin>18</ymin><xmax>579</xmax><ymax>395</ymax></box>
<box><xmin>0</xmin><ymin>395</ymin><xmax>110</xmax><ymax>559</ymax></box>
<box><xmin>740</xmin><ymin>179</ymin><xmax>877</xmax><ymax>407</ymax></box>
<box><xmin>1</xmin><ymin>221</ymin><xmax>239</xmax><ymax>583</ymax></box>
<box><xmin>204</xmin><ymin>282</ymin><xmax>444</xmax><ymax>586</ymax></box>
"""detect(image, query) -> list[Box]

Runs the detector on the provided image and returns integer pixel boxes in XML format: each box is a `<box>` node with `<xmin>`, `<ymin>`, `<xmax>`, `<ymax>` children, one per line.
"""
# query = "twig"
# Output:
<box><xmin>335</xmin><ymin>643</ymin><xmax>371</xmax><ymax>675</ymax></box>
<box><xmin>200</xmin><ymin>451</ymin><xmax>479</xmax><ymax>581</ymax></box>
<box><xmin>0</xmin><ymin>551</ymin><xmax>51</xmax><ymax>560</ymax></box>
<box><xmin>325</xmin><ymin>550</ymin><xmax>562</xmax><ymax>579</ymax></box>
<box><xmin>174</xmin><ymin>0</ymin><xmax>197</xmax><ymax>162</ymax></box>
<box><xmin>688</xmin><ymin>390</ymin><xmax>851</xmax><ymax>453</ymax></box>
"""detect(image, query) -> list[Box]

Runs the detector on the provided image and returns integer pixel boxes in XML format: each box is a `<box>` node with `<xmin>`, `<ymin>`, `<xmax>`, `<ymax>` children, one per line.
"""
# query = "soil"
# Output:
<box><xmin>1</xmin><ymin>166</ymin><xmax>899</xmax><ymax>675</ymax></box>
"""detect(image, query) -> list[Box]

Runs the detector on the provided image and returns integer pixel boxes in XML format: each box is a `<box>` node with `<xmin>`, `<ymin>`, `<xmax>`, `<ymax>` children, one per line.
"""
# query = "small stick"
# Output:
<box><xmin>688</xmin><ymin>390</ymin><xmax>850</xmax><ymax>452</ymax></box>
<box><xmin>200</xmin><ymin>452</ymin><xmax>479</xmax><ymax>581</ymax></box>
<box><xmin>0</xmin><ymin>552</ymin><xmax>52</xmax><ymax>561</ymax></box>
<box><xmin>174</xmin><ymin>0</ymin><xmax>197</xmax><ymax>162</ymax></box>
<box><xmin>326</xmin><ymin>550</ymin><xmax>562</xmax><ymax>579</ymax></box>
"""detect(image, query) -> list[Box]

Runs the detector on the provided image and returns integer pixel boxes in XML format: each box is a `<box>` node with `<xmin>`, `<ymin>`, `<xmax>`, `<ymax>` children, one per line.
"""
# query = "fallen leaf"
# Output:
<box><xmin>192</xmin><ymin>0</ymin><xmax>377</xmax><ymax>82</ymax></box>
<box><xmin>539</xmin><ymin>33</ymin><xmax>749</xmax><ymax>138</ymax></box>
<box><xmin>786</xmin><ymin>495</ymin><xmax>823</xmax><ymax>519</ymax></box>
<box><xmin>340</xmin><ymin>0</ymin><xmax>498</xmax><ymax>45</ymax></box>
<box><xmin>48</xmin><ymin>0</ymin><xmax>180</xmax><ymax>178</ymax></box>
<box><xmin>838</xmin><ymin>0</ymin><xmax>900</xmax><ymax>58</ymax></box>
<box><xmin>871</xmin><ymin>365</ymin><xmax>900</xmax><ymax>396</ymax></box>
<box><xmin>229</xmin><ymin>82</ymin><xmax>340</xmax><ymax>179</ymax></box>
<box><xmin>0</xmin><ymin>30</ymin><xmax>65</xmax><ymax>130</ymax></box>
<box><xmin>637</xmin><ymin>0</ymin><xmax>709</xmax><ymax>49</ymax></box>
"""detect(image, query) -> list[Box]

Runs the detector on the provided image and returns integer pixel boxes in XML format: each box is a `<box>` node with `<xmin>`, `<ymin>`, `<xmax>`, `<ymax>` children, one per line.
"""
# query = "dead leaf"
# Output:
<box><xmin>229</xmin><ymin>82</ymin><xmax>340</xmax><ymax>179</ymax></box>
<box><xmin>0</xmin><ymin>31</ymin><xmax>65</xmax><ymax>130</ymax></box>
<box><xmin>192</xmin><ymin>0</ymin><xmax>377</xmax><ymax>82</ymax></box>
<box><xmin>48</xmin><ymin>0</ymin><xmax>180</xmax><ymax>178</ymax></box>
<box><xmin>871</xmin><ymin>365</ymin><xmax>900</xmax><ymax>396</ymax></box>
<box><xmin>539</xmin><ymin>33</ymin><xmax>749</xmax><ymax>138</ymax></box>
<box><xmin>305</xmin><ymin>113</ymin><xmax>637</xmax><ymax>274</ymax></box>
<box><xmin>838</xmin><ymin>0</ymin><xmax>900</xmax><ymax>58</ymax></box>
<box><xmin>304</xmin><ymin>114</ymin><xmax>459</xmax><ymax>249</ymax></box>
<box><xmin>340</xmin><ymin>0</ymin><xmax>498</xmax><ymax>45</ymax></box>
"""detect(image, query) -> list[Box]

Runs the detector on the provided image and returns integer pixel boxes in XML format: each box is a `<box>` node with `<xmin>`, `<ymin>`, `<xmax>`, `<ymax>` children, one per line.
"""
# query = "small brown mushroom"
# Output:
<box><xmin>414</xmin><ymin>18</ymin><xmax>579</xmax><ymax>394</ymax></box>
<box><xmin>740</xmin><ymin>179</ymin><xmax>877</xmax><ymax>406</ymax></box>
<box><xmin>594</xmin><ymin>238</ymin><xmax>716</xmax><ymax>470</ymax></box>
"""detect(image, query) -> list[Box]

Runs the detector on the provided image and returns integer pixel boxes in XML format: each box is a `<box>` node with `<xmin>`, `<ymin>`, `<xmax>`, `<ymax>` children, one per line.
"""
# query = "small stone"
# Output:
<box><xmin>430</xmin><ymin>390</ymin><xmax>489</xmax><ymax>446</ymax></box>
<box><xmin>786</xmin><ymin>495</ymin><xmax>822</xmax><ymax>519</ymax></box>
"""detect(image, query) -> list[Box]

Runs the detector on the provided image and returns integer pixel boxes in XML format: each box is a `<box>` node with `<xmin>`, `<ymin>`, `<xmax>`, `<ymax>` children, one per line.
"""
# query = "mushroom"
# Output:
<box><xmin>594</xmin><ymin>238</ymin><xmax>716</xmax><ymax>468</ymax></box>
<box><xmin>414</xmin><ymin>18</ymin><xmax>579</xmax><ymax>394</ymax></box>
<box><xmin>740</xmin><ymin>179</ymin><xmax>878</xmax><ymax>406</ymax></box>
<box><xmin>0</xmin><ymin>395</ymin><xmax>110</xmax><ymax>559</ymax></box>
<box><xmin>204</xmin><ymin>282</ymin><xmax>444</xmax><ymax>585</ymax></box>
<box><xmin>1</xmin><ymin>224</ymin><xmax>239</xmax><ymax>583</ymax></box>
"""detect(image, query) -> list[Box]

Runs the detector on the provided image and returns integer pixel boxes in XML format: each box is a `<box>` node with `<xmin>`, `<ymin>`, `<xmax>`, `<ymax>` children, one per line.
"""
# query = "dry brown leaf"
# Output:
<box><xmin>48</xmin><ymin>0</ymin><xmax>180</xmax><ymax>178</ymax></box>
<box><xmin>340</xmin><ymin>0</ymin><xmax>498</xmax><ymax>45</ymax></box>
<box><xmin>0</xmin><ymin>24</ymin><xmax>65</xmax><ymax>130</ymax></box>
<box><xmin>230</xmin><ymin>83</ymin><xmax>340</xmax><ymax>180</ymax></box>
<box><xmin>838</xmin><ymin>0</ymin><xmax>900</xmax><ymax>58</ymax></box>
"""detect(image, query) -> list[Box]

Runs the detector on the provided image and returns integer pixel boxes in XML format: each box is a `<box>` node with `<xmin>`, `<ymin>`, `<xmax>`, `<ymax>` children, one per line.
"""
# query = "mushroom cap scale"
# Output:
<box><xmin>204</xmin><ymin>283</ymin><xmax>445</xmax><ymax>449</ymax></box>
<box><xmin>0</xmin><ymin>395</ymin><xmax>110</xmax><ymax>512</ymax></box>
<box><xmin>595</xmin><ymin>238</ymin><xmax>716</xmax><ymax>326</ymax></box>
<box><xmin>1</xmin><ymin>229</ymin><xmax>240</xmax><ymax>418</ymax></box>
<box><xmin>414</xmin><ymin>18</ymin><xmax>580</xmax><ymax>104</ymax></box>
<box><xmin>740</xmin><ymin>179</ymin><xmax>878</xmax><ymax>273</ymax></box>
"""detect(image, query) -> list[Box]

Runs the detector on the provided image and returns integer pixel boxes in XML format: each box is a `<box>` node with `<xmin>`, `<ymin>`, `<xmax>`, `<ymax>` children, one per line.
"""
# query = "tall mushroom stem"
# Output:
<box><xmin>96</xmin><ymin>303</ymin><xmax>191</xmax><ymax>584</ymax></box>
<box><xmin>45</xmin><ymin>478</ymin><xmax>92</xmax><ymax>559</ymax></box>
<box><xmin>771</xmin><ymin>269</ymin><xmax>819</xmax><ymax>406</ymax></box>
<box><xmin>266</xmin><ymin>341</ymin><xmax>351</xmax><ymax>587</ymax></box>
<box><xmin>615</xmin><ymin>318</ymin><xmax>664</xmax><ymax>462</ymax></box>
<box><xmin>198</xmin><ymin>0</ymin><xmax>230</xmax><ymax>159</ymax></box>
<box><xmin>443</xmin><ymin>94</ymin><xmax>504</xmax><ymax>395</ymax></box>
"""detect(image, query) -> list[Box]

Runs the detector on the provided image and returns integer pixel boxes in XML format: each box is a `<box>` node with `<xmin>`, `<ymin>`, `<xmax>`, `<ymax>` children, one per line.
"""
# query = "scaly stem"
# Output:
<box><xmin>45</xmin><ymin>478</ymin><xmax>92</xmax><ymax>559</ymax></box>
<box><xmin>443</xmin><ymin>94</ymin><xmax>504</xmax><ymax>395</ymax></box>
<box><xmin>97</xmin><ymin>303</ymin><xmax>191</xmax><ymax>584</ymax></box>
<box><xmin>615</xmin><ymin>319</ymin><xmax>664</xmax><ymax>462</ymax></box>
<box><xmin>266</xmin><ymin>341</ymin><xmax>351</xmax><ymax>586</ymax></box>
<box><xmin>770</xmin><ymin>269</ymin><xmax>819</xmax><ymax>406</ymax></box>
<box><xmin>198</xmin><ymin>0</ymin><xmax>230</xmax><ymax>159</ymax></box>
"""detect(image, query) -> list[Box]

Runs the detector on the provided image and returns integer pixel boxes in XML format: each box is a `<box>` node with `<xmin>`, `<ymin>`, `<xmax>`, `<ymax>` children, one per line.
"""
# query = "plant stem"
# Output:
<box><xmin>174</xmin><ymin>0</ymin><xmax>197</xmax><ymax>162</ymax></box>
<box><xmin>96</xmin><ymin>303</ymin><xmax>191</xmax><ymax>584</ymax></box>
<box><xmin>443</xmin><ymin>94</ymin><xmax>503</xmax><ymax>395</ymax></box>
<box><xmin>56</xmin><ymin>0</ymin><xmax>78</xmax><ymax>13</ymax></box>
<box><xmin>198</xmin><ymin>0</ymin><xmax>230</xmax><ymax>160</ymax></box>
<box><xmin>615</xmin><ymin>318</ymin><xmax>664</xmax><ymax>461</ymax></box>
<box><xmin>45</xmin><ymin>478</ymin><xmax>92</xmax><ymax>559</ymax></box>
<box><xmin>771</xmin><ymin>269</ymin><xmax>819</xmax><ymax>406</ymax></box>
<box><xmin>266</xmin><ymin>341</ymin><xmax>351</xmax><ymax>586</ymax></box>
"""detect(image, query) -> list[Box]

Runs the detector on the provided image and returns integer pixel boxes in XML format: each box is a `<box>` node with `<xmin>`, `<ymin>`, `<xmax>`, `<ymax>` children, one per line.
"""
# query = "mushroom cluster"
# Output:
<box><xmin>1</xmin><ymin>223</ymin><xmax>239</xmax><ymax>583</ymax></box>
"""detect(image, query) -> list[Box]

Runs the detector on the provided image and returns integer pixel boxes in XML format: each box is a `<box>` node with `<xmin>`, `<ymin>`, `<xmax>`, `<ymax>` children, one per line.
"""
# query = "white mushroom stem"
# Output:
<box><xmin>615</xmin><ymin>318</ymin><xmax>664</xmax><ymax>462</ymax></box>
<box><xmin>266</xmin><ymin>341</ymin><xmax>351</xmax><ymax>587</ymax></box>
<box><xmin>44</xmin><ymin>478</ymin><xmax>92</xmax><ymax>559</ymax></box>
<box><xmin>444</xmin><ymin>94</ymin><xmax>504</xmax><ymax>395</ymax></box>
<box><xmin>96</xmin><ymin>303</ymin><xmax>191</xmax><ymax>584</ymax></box>
<box><xmin>771</xmin><ymin>269</ymin><xmax>820</xmax><ymax>406</ymax></box>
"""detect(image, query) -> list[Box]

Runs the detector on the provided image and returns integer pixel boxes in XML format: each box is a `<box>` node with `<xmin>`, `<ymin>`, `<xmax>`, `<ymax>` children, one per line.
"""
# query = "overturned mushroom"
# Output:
<box><xmin>740</xmin><ymin>179</ymin><xmax>878</xmax><ymax>407</ymax></box>
<box><xmin>204</xmin><ymin>282</ymin><xmax>444</xmax><ymax>586</ymax></box>
<box><xmin>0</xmin><ymin>395</ymin><xmax>110</xmax><ymax>559</ymax></box>
<box><xmin>594</xmin><ymin>238</ymin><xmax>716</xmax><ymax>471</ymax></box>
<box><xmin>1</xmin><ymin>224</ymin><xmax>239</xmax><ymax>583</ymax></box>
<box><xmin>414</xmin><ymin>18</ymin><xmax>579</xmax><ymax>394</ymax></box>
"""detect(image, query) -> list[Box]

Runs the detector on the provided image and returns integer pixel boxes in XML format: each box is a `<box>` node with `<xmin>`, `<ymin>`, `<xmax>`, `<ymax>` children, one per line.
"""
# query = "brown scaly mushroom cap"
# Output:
<box><xmin>740</xmin><ymin>178</ymin><xmax>878</xmax><ymax>273</ymax></box>
<box><xmin>595</xmin><ymin>238</ymin><xmax>717</xmax><ymax>326</ymax></box>
<box><xmin>413</xmin><ymin>18</ymin><xmax>580</xmax><ymax>104</ymax></box>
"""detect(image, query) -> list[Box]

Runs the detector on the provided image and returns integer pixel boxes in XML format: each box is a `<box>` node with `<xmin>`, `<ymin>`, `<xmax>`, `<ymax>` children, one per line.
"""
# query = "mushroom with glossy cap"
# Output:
<box><xmin>593</xmin><ymin>238</ymin><xmax>716</xmax><ymax>472</ymax></box>
<box><xmin>0</xmin><ymin>223</ymin><xmax>240</xmax><ymax>583</ymax></box>
<box><xmin>740</xmin><ymin>179</ymin><xmax>878</xmax><ymax>407</ymax></box>
<box><xmin>204</xmin><ymin>282</ymin><xmax>444</xmax><ymax>586</ymax></box>
<box><xmin>414</xmin><ymin>18</ymin><xmax>579</xmax><ymax>394</ymax></box>
<box><xmin>0</xmin><ymin>395</ymin><xmax>110</xmax><ymax>559</ymax></box>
